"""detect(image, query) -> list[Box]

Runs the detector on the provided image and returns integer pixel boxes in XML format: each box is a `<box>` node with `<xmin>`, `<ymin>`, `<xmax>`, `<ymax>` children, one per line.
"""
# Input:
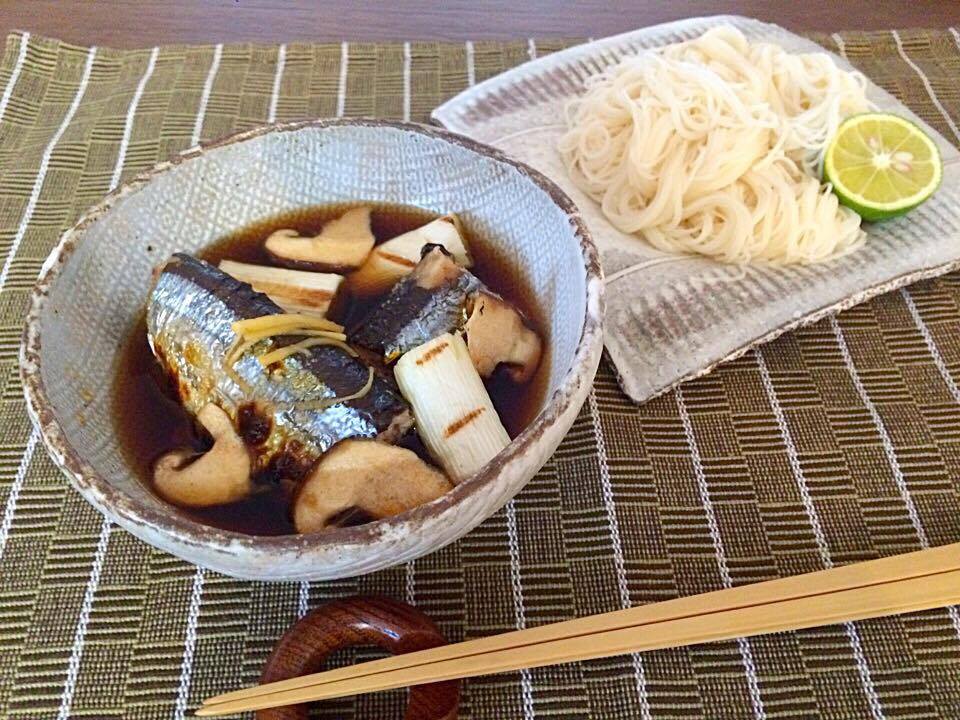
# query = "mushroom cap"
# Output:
<box><xmin>265</xmin><ymin>207</ymin><xmax>375</xmax><ymax>272</ymax></box>
<box><xmin>153</xmin><ymin>403</ymin><xmax>253</xmax><ymax>508</ymax></box>
<box><xmin>294</xmin><ymin>439</ymin><xmax>452</xmax><ymax>533</ymax></box>
<box><xmin>464</xmin><ymin>291</ymin><xmax>542</xmax><ymax>383</ymax></box>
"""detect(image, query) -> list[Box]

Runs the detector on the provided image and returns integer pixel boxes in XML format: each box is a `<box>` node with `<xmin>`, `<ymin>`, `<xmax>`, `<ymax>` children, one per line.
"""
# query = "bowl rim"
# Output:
<box><xmin>20</xmin><ymin>117</ymin><xmax>604</xmax><ymax>558</ymax></box>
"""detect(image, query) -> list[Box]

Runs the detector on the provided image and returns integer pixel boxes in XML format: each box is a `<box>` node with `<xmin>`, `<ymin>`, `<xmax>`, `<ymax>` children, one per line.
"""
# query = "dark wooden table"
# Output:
<box><xmin>4</xmin><ymin>0</ymin><xmax>960</xmax><ymax>48</ymax></box>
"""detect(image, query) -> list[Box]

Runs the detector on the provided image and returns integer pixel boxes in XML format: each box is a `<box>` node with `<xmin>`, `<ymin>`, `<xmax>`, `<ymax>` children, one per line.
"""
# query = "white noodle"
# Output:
<box><xmin>559</xmin><ymin>26</ymin><xmax>870</xmax><ymax>265</ymax></box>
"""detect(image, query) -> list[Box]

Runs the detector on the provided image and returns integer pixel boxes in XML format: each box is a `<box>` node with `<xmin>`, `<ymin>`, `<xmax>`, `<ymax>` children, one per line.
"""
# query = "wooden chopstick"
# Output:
<box><xmin>197</xmin><ymin>544</ymin><xmax>960</xmax><ymax>716</ymax></box>
<box><xmin>204</xmin><ymin>543</ymin><xmax>959</xmax><ymax>708</ymax></box>
<box><xmin>201</xmin><ymin>568</ymin><xmax>960</xmax><ymax>715</ymax></box>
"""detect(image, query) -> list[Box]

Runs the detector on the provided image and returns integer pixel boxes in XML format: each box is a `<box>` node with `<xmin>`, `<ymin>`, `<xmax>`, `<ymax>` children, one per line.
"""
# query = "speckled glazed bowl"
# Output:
<box><xmin>21</xmin><ymin>119</ymin><xmax>604</xmax><ymax>580</ymax></box>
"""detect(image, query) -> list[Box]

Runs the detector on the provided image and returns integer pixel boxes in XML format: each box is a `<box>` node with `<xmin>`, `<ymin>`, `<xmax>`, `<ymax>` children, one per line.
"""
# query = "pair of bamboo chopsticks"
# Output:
<box><xmin>198</xmin><ymin>542</ymin><xmax>960</xmax><ymax>716</ymax></box>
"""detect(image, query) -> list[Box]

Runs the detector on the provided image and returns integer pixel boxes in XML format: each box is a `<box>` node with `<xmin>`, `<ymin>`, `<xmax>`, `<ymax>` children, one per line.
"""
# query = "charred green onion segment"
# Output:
<box><xmin>395</xmin><ymin>333</ymin><xmax>511</xmax><ymax>482</ymax></box>
<box><xmin>148</xmin><ymin>206</ymin><xmax>542</xmax><ymax>533</ymax></box>
<box><xmin>218</xmin><ymin>260</ymin><xmax>342</xmax><ymax>317</ymax></box>
<box><xmin>350</xmin><ymin>214</ymin><xmax>472</xmax><ymax>297</ymax></box>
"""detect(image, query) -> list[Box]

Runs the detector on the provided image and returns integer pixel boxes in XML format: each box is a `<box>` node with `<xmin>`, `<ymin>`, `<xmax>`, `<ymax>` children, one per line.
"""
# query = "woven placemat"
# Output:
<box><xmin>0</xmin><ymin>27</ymin><xmax>958</xmax><ymax>720</ymax></box>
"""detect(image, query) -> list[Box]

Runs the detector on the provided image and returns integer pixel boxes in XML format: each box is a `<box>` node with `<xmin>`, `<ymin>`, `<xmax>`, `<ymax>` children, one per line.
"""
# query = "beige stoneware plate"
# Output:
<box><xmin>21</xmin><ymin>119</ymin><xmax>603</xmax><ymax>580</ymax></box>
<box><xmin>433</xmin><ymin>15</ymin><xmax>960</xmax><ymax>403</ymax></box>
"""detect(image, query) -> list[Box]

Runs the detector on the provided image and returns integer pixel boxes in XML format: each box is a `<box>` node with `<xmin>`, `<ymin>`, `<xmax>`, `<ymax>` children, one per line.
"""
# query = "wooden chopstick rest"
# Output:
<box><xmin>255</xmin><ymin>596</ymin><xmax>460</xmax><ymax>720</ymax></box>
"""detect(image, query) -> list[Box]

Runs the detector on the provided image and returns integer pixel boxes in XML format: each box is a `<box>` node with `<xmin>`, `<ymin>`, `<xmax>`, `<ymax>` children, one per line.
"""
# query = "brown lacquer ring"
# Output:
<box><xmin>258</xmin><ymin>596</ymin><xmax>460</xmax><ymax>720</ymax></box>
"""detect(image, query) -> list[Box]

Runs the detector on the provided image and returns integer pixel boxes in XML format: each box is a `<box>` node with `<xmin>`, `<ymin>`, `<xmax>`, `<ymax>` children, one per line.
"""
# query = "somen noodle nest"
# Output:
<box><xmin>558</xmin><ymin>26</ymin><xmax>871</xmax><ymax>265</ymax></box>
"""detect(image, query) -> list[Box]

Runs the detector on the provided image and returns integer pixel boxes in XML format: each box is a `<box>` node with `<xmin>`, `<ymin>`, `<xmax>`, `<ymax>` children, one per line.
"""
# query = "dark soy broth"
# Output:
<box><xmin>113</xmin><ymin>203</ymin><xmax>551</xmax><ymax>536</ymax></box>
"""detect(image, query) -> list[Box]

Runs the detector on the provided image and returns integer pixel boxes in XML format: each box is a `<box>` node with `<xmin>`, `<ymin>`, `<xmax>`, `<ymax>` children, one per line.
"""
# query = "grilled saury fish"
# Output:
<box><xmin>350</xmin><ymin>244</ymin><xmax>542</xmax><ymax>383</ymax></box>
<box><xmin>350</xmin><ymin>244</ymin><xmax>481</xmax><ymax>361</ymax></box>
<box><xmin>147</xmin><ymin>254</ymin><xmax>412</xmax><ymax>481</ymax></box>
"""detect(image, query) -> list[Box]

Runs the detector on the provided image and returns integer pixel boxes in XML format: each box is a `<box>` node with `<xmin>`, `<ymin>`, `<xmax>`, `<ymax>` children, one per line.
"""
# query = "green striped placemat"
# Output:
<box><xmin>0</xmin><ymin>27</ymin><xmax>958</xmax><ymax>720</ymax></box>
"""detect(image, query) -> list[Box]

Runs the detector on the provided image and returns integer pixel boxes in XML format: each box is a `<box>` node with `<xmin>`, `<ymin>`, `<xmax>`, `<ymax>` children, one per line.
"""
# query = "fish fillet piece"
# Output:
<box><xmin>147</xmin><ymin>253</ymin><xmax>412</xmax><ymax>481</ymax></box>
<box><xmin>349</xmin><ymin>245</ymin><xmax>482</xmax><ymax>361</ymax></box>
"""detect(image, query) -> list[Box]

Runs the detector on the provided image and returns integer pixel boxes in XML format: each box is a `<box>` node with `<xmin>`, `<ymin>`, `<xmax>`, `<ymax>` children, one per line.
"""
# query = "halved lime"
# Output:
<box><xmin>824</xmin><ymin>112</ymin><xmax>942</xmax><ymax>222</ymax></box>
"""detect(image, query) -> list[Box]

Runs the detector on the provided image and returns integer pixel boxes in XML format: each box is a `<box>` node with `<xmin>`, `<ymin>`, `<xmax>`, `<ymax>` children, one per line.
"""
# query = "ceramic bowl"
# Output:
<box><xmin>21</xmin><ymin>119</ymin><xmax>603</xmax><ymax>580</ymax></box>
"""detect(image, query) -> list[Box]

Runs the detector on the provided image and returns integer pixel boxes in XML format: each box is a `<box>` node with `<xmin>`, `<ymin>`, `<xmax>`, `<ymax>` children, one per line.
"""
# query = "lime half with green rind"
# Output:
<box><xmin>824</xmin><ymin>112</ymin><xmax>942</xmax><ymax>222</ymax></box>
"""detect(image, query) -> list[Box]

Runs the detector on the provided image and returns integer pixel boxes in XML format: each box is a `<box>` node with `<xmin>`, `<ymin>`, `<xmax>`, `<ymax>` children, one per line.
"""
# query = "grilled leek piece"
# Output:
<box><xmin>394</xmin><ymin>332</ymin><xmax>510</xmax><ymax>483</ymax></box>
<box><xmin>350</xmin><ymin>214</ymin><xmax>472</xmax><ymax>297</ymax></box>
<box><xmin>219</xmin><ymin>260</ymin><xmax>343</xmax><ymax>318</ymax></box>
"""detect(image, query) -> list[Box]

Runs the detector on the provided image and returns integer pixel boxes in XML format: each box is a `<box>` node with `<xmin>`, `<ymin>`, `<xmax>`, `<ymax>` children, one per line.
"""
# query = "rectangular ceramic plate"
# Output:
<box><xmin>433</xmin><ymin>15</ymin><xmax>960</xmax><ymax>403</ymax></box>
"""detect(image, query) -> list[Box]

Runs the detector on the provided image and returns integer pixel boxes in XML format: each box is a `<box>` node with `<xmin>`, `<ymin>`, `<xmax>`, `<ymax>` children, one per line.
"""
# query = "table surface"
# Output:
<box><xmin>4</xmin><ymin>0</ymin><xmax>960</xmax><ymax>48</ymax></box>
<box><xmin>2</xmin><ymin>10</ymin><xmax>960</xmax><ymax>720</ymax></box>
